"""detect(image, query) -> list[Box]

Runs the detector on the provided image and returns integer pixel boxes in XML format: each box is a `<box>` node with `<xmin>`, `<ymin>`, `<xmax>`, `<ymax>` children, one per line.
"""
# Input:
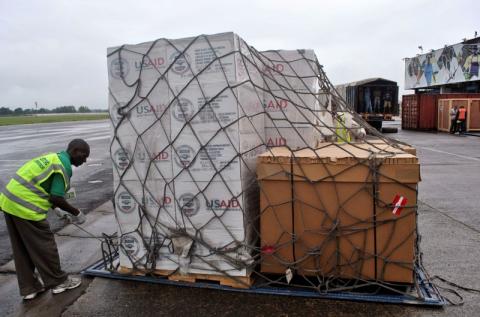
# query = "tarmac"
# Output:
<box><xmin>1</xmin><ymin>121</ymin><xmax>480</xmax><ymax>316</ymax></box>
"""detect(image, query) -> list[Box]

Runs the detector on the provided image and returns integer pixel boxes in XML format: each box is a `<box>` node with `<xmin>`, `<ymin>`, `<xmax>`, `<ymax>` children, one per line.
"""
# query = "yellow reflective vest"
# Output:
<box><xmin>0</xmin><ymin>153</ymin><xmax>70</xmax><ymax>221</ymax></box>
<box><xmin>336</xmin><ymin>113</ymin><xmax>352</xmax><ymax>143</ymax></box>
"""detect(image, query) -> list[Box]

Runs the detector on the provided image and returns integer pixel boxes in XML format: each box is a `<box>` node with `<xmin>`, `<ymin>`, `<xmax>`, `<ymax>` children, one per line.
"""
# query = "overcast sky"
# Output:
<box><xmin>1</xmin><ymin>0</ymin><xmax>478</xmax><ymax>109</ymax></box>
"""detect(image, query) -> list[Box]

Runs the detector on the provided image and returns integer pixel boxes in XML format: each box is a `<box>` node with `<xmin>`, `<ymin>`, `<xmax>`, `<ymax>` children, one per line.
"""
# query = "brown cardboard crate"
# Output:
<box><xmin>257</xmin><ymin>142</ymin><xmax>420</xmax><ymax>284</ymax></box>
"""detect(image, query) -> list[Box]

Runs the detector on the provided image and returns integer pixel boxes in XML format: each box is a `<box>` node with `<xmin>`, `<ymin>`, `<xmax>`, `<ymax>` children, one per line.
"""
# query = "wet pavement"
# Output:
<box><xmin>0</xmin><ymin>120</ymin><xmax>113</xmax><ymax>265</ymax></box>
<box><xmin>1</xmin><ymin>119</ymin><xmax>480</xmax><ymax>316</ymax></box>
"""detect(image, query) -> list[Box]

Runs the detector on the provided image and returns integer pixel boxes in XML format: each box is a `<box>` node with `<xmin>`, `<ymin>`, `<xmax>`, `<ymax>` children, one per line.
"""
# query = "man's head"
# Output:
<box><xmin>67</xmin><ymin>139</ymin><xmax>90</xmax><ymax>167</ymax></box>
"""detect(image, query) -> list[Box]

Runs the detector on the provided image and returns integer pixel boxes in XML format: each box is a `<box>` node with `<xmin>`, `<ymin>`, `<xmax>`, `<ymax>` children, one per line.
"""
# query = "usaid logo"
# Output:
<box><xmin>174</xmin><ymin>145</ymin><xmax>195</xmax><ymax>168</ymax></box>
<box><xmin>110</xmin><ymin>58</ymin><xmax>130</xmax><ymax>79</ymax></box>
<box><xmin>142</xmin><ymin>195</ymin><xmax>172</xmax><ymax>207</ymax></box>
<box><xmin>264</xmin><ymin>99</ymin><xmax>288</xmax><ymax>112</ymax></box>
<box><xmin>114</xmin><ymin>148</ymin><xmax>131</xmax><ymax>170</ymax></box>
<box><xmin>135</xmin><ymin>102</ymin><xmax>166</xmax><ymax>117</ymax></box>
<box><xmin>120</xmin><ymin>234</ymin><xmax>140</xmax><ymax>257</ymax></box>
<box><xmin>179</xmin><ymin>193</ymin><xmax>200</xmax><ymax>217</ymax></box>
<box><xmin>169</xmin><ymin>52</ymin><xmax>190</xmax><ymax>74</ymax></box>
<box><xmin>116</xmin><ymin>191</ymin><xmax>136</xmax><ymax>213</ymax></box>
<box><xmin>134</xmin><ymin>57</ymin><xmax>165</xmax><ymax>71</ymax></box>
<box><xmin>172</xmin><ymin>98</ymin><xmax>194</xmax><ymax>122</ymax></box>
<box><xmin>206</xmin><ymin>198</ymin><xmax>240</xmax><ymax>210</ymax></box>
<box><xmin>266</xmin><ymin>137</ymin><xmax>287</xmax><ymax>147</ymax></box>
<box><xmin>135</xmin><ymin>148</ymin><xmax>169</xmax><ymax>163</ymax></box>
<box><xmin>262</xmin><ymin>63</ymin><xmax>285</xmax><ymax>77</ymax></box>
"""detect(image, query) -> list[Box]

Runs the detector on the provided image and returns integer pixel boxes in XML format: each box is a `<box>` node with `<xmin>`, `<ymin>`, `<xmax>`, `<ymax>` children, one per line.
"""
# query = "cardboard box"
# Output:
<box><xmin>111</xmin><ymin>125</ymin><xmax>173</xmax><ymax>182</ymax></box>
<box><xmin>187</xmin><ymin>243</ymin><xmax>253</xmax><ymax>276</ymax></box>
<box><xmin>170</xmin><ymin>82</ymin><xmax>264</xmax><ymax>138</ymax></box>
<box><xmin>172</xmin><ymin>177</ymin><xmax>258</xmax><ymax>276</ymax></box>
<box><xmin>263</xmin><ymin>89</ymin><xmax>319</xmax><ymax>128</ymax></box>
<box><xmin>108</xmin><ymin>40</ymin><xmax>169</xmax><ymax>97</ymax></box>
<box><xmin>259</xmin><ymin>49</ymin><xmax>319</xmax><ymax>92</ymax></box>
<box><xmin>119</xmin><ymin>231</ymin><xmax>178</xmax><ymax>271</ymax></box>
<box><xmin>264</xmin><ymin>127</ymin><xmax>322</xmax><ymax>149</ymax></box>
<box><xmin>257</xmin><ymin>143</ymin><xmax>420</xmax><ymax>283</ymax></box>
<box><xmin>114</xmin><ymin>179</ymin><xmax>176</xmax><ymax>235</ymax></box>
<box><xmin>165</xmin><ymin>32</ymin><xmax>239</xmax><ymax>85</ymax></box>
<box><xmin>365</xmin><ymin>138</ymin><xmax>417</xmax><ymax>156</ymax></box>
<box><xmin>108</xmin><ymin>32</ymin><xmax>329</xmax><ymax>278</ymax></box>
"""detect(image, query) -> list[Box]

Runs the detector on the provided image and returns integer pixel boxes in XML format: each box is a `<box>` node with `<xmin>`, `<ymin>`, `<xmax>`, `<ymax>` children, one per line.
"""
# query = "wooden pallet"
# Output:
<box><xmin>118</xmin><ymin>266</ymin><xmax>253</xmax><ymax>289</ymax></box>
<box><xmin>168</xmin><ymin>272</ymin><xmax>253</xmax><ymax>289</ymax></box>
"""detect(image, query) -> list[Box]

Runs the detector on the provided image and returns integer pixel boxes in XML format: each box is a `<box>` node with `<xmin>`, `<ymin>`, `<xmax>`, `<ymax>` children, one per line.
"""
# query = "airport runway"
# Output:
<box><xmin>1</xmin><ymin>120</ymin><xmax>480</xmax><ymax>316</ymax></box>
<box><xmin>0</xmin><ymin>120</ymin><xmax>113</xmax><ymax>265</ymax></box>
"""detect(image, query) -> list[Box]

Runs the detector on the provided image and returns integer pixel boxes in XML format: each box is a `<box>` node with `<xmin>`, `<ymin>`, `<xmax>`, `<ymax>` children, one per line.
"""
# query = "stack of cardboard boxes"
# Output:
<box><xmin>108</xmin><ymin>32</ymin><xmax>327</xmax><ymax>277</ymax></box>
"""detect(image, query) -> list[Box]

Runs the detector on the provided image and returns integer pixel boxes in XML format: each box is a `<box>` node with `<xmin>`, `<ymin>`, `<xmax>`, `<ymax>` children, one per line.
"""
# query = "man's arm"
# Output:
<box><xmin>50</xmin><ymin>195</ymin><xmax>80</xmax><ymax>216</ymax></box>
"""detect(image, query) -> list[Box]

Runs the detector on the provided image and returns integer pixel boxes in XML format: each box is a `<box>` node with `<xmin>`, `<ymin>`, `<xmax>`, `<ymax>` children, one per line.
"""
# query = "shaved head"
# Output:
<box><xmin>67</xmin><ymin>139</ymin><xmax>90</xmax><ymax>167</ymax></box>
<box><xmin>67</xmin><ymin>139</ymin><xmax>90</xmax><ymax>152</ymax></box>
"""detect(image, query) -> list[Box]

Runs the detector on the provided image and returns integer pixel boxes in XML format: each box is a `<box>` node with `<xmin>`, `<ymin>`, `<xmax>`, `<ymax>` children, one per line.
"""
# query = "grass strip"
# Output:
<box><xmin>0</xmin><ymin>114</ymin><xmax>109</xmax><ymax>126</ymax></box>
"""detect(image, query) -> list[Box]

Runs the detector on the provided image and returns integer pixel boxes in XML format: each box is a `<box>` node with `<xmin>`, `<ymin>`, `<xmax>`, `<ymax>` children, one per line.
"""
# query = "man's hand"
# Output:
<box><xmin>54</xmin><ymin>208</ymin><xmax>72</xmax><ymax>221</ymax></box>
<box><xmin>71</xmin><ymin>210</ymin><xmax>86</xmax><ymax>225</ymax></box>
<box><xmin>54</xmin><ymin>208</ymin><xmax>86</xmax><ymax>225</ymax></box>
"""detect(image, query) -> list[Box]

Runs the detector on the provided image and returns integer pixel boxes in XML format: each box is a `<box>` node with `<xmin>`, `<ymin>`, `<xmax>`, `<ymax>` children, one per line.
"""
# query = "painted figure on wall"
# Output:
<box><xmin>462</xmin><ymin>45</ymin><xmax>480</xmax><ymax>80</ymax></box>
<box><xmin>407</xmin><ymin>57</ymin><xmax>423</xmax><ymax>86</ymax></box>
<box><xmin>422</xmin><ymin>53</ymin><xmax>438</xmax><ymax>86</ymax></box>
<box><xmin>437</xmin><ymin>46</ymin><xmax>455</xmax><ymax>81</ymax></box>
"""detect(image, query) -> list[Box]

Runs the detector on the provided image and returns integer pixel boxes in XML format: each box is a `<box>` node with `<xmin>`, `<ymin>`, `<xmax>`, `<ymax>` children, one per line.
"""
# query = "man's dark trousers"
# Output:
<box><xmin>3</xmin><ymin>212</ymin><xmax>67</xmax><ymax>295</ymax></box>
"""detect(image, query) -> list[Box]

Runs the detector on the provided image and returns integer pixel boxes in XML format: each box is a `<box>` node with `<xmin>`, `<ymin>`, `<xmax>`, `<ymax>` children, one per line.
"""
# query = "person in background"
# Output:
<box><xmin>0</xmin><ymin>139</ymin><xmax>90</xmax><ymax>300</ymax></box>
<box><xmin>364</xmin><ymin>87</ymin><xmax>372</xmax><ymax>113</ymax></box>
<box><xmin>449</xmin><ymin>105</ymin><xmax>458</xmax><ymax>134</ymax></box>
<box><xmin>373</xmin><ymin>89</ymin><xmax>382</xmax><ymax>113</ymax></box>
<box><xmin>457</xmin><ymin>106</ymin><xmax>467</xmax><ymax>134</ymax></box>
<box><xmin>383</xmin><ymin>90</ymin><xmax>392</xmax><ymax>114</ymax></box>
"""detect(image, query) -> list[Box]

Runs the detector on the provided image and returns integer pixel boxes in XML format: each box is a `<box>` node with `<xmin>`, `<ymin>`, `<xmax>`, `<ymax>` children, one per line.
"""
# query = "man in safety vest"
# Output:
<box><xmin>457</xmin><ymin>106</ymin><xmax>467</xmax><ymax>134</ymax></box>
<box><xmin>335</xmin><ymin>112</ymin><xmax>352</xmax><ymax>143</ymax></box>
<box><xmin>0</xmin><ymin>139</ymin><xmax>90</xmax><ymax>300</ymax></box>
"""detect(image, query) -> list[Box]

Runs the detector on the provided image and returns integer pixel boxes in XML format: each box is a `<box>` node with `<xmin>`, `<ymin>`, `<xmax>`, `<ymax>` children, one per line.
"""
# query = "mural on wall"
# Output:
<box><xmin>405</xmin><ymin>43</ymin><xmax>480</xmax><ymax>89</ymax></box>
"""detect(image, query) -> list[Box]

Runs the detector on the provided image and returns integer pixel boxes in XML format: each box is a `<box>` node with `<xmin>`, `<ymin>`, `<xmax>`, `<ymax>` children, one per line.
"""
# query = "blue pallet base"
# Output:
<box><xmin>82</xmin><ymin>259</ymin><xmax>446</xmax><ymax>307</ymax></box>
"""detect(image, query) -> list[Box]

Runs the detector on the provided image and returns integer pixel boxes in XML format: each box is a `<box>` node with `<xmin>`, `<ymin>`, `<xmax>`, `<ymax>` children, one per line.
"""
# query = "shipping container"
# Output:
<box><xmin>401</xmin><ymin>93</ymin><xmax>480</xmax><ymax>130</ymax></box>
<box><xmin>401</xmin><ymin>94</ymin><xmax>437</xmax><ymax>130</ymax></box>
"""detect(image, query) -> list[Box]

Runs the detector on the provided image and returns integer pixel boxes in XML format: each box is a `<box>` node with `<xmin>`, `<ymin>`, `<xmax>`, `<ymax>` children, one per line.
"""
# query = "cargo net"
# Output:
<box><xmin>107</xmin><ymin>33</ymin><xmax>423</xmax><ymax>297</ymax></box>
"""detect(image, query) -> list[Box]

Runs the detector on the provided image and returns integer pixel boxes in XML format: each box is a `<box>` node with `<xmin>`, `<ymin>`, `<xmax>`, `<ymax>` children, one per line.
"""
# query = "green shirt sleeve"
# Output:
<box><xmin>49</xmin><ymin>173</ymin><xmax>66</xmax><ymax>197</ymax></box>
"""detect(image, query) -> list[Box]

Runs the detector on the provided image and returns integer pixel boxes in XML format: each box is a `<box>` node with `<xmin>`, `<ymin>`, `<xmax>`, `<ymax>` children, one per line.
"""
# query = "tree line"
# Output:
<box><xmin>0</xmin><ymin>106</ymin><xmax>106</xmax><ymax>116</ymax></box>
